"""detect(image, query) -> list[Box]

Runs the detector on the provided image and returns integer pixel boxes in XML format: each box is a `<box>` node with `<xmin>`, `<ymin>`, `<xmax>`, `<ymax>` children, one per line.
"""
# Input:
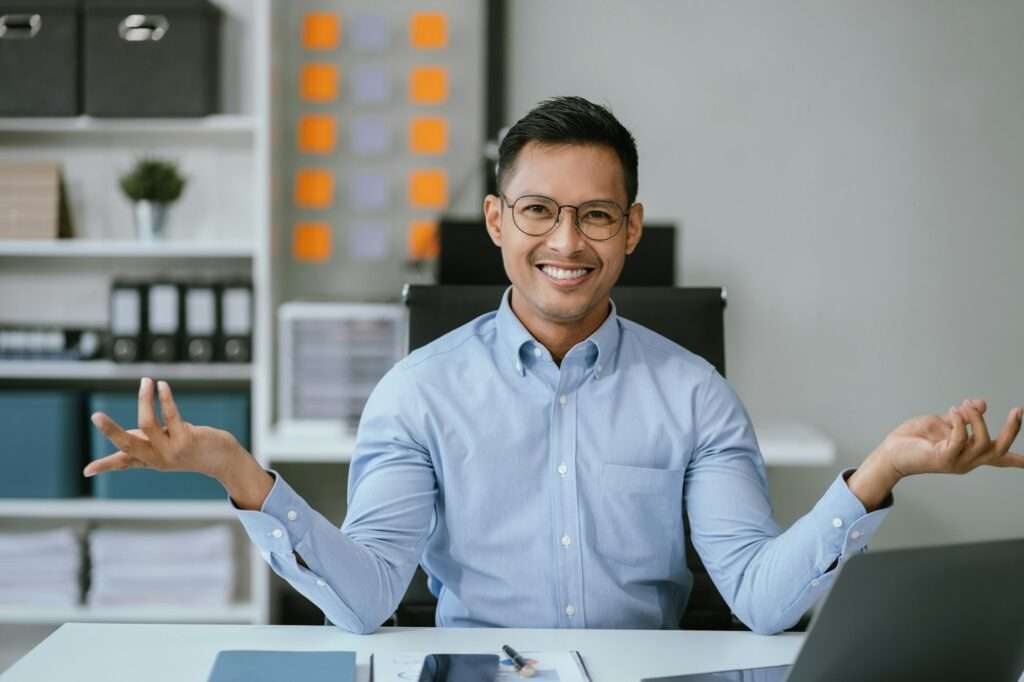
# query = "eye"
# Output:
<box><xmin>583</xmin><ymin>209</ymin><xmax>612</xmax><ymax>221</ymax></box>
<box><xmin>523</xmin><ymin>203</ymin><xmax>553</xmax><ymax>216</ymax></box>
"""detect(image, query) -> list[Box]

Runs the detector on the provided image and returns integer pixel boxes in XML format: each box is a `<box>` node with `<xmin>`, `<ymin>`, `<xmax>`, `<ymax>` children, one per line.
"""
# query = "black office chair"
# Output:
<box><xmin>389</xmin><ymin>283</ymin><xmax>760</xmax><ymax>631</ymax></box>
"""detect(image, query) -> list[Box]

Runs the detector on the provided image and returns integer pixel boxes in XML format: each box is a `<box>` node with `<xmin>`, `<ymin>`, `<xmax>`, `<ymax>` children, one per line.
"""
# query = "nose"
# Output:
<box><xmin>545</xmin><ymin>205</ymin><xmax>586</xmax><ymax>254</ymax></box>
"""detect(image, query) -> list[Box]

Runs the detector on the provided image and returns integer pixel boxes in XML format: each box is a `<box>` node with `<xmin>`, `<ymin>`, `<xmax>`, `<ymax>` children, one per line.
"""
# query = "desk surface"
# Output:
<box><xmin>4</xmin><ymin>623</ymin><xmax>806</xmax><ymax>682</ymax></box>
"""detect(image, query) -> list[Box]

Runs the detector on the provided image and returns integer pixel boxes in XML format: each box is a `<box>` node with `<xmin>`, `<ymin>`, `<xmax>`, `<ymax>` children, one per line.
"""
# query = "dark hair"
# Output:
<box><xmin>496</xmin><ymin>96</ymin><xmax>639</xmax><ymax>205</ymax></box>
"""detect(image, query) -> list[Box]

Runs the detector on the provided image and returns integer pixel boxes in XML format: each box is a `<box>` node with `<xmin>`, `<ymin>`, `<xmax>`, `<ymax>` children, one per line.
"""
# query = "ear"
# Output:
<box><xmin>624</xmin><ymin>202</ymin><xmax>644</xmax><ymax>255</ymax></box>
<box><xmin>483</xmin><ymin>194</ymin><xmax>504</xmax><ymax>247</ymax></box>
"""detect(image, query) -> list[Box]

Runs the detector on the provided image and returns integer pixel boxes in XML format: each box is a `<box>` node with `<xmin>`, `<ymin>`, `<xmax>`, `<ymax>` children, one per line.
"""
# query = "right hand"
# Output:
<box><xmin>84</xmin><ymin>377</ymin><xmax>242</xmax><ymax>482</ymax></box>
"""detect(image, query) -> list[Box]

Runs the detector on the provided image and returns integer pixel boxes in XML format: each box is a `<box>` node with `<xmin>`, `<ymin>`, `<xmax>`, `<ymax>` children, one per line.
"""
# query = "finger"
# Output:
<box><xmin>992</xmin><ymin>451</ymin><xmax>1024</xmax><ymax>468</ymax></box>
<box><xmin>137</xmin><ymin>377</ymin><xmax>168</xmax><ymax>448</ymax></box>
<box><xmin>967</xmin><ymin>398</ymin><xmax>987</xmax><ymax>415</ymax></box>
<box><xmin>157</xmin><ymin>380</ymin><xmax>184</xmax><ymax>438</ymax></box>
<box><xmin>938</xmin><ymin>407</ymin><xmax>969</xmax><ymax>466</ymax></box>
<box><xmin>959</xmin><ymin>403</ymin><xmax>991</xmax><ymax>460</ymax></box>
<box><xmin>90</xmin><ymin>411</ymin><xmax>138</xmax><ymax>454</ymax></box>
<box><xmin>987</xmin><ymin>408</ymin><xmax>1023</xmax><ymax>463</ymax></box>
<box><xmin>83</xmin><ymin>451</ymin><xmax>144</xmax><ymax>477</ymax></box>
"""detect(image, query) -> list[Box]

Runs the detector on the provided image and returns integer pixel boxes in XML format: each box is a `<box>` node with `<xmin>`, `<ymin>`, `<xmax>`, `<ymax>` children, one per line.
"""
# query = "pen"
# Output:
<box><xmin>501</xmin><ymin>644</ymin><xmax>536</xmax><ymax>678</ymax></box>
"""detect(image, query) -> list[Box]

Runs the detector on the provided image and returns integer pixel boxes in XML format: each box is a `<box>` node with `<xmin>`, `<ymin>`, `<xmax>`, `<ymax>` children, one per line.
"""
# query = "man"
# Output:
<box><xmin>86</xmin><ymin>96</ymin><xmax>1023</xmax><ymax>635</ymax></box>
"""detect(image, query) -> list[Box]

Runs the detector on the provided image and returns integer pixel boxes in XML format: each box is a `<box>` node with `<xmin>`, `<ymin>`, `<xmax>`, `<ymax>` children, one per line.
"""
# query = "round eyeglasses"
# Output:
<box><xmin>500</xmin><ymin>193</ymin><xmax>630</xmax><ymax>241</ymax></box>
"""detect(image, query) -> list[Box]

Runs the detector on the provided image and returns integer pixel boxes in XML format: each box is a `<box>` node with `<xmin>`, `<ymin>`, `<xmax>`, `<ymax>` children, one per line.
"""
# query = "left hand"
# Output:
<box><xmin>848</xmin><ymin>398</ymin><xmax>1023</xmax><ymax>511</ymax></box>
<box><xmin>876</xmin><ymin>399</ymin><xmax>1024</xmax><ymax>480</ymax></box>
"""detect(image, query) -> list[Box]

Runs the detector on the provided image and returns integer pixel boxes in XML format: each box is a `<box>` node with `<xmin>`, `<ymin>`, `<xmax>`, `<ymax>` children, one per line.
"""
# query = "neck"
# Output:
<box><xmin>509</xmin><ymin>290</ymin><xmax>611</xmax><ymax>365</ymax></box>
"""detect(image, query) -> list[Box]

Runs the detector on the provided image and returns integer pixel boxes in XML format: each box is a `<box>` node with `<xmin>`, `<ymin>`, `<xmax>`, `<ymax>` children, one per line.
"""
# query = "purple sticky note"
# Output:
<box><xmin>349</xmin><ymin>173</ymin><xmax>390</xmax><ymax>211</ymax></box>
<box><xmin>350</xmin><ymin>14</ymin><xmax>390</xmax><ymax>52</ymax></box>
<box><xmin>351</xmin><ymin>64</ymin><xmax>391</xmax><ymax>104</ymax></box>
<box><xmin>350</xmin><ymin>117</ymin><xmax>392</xmax><ymax>157</ymax></box>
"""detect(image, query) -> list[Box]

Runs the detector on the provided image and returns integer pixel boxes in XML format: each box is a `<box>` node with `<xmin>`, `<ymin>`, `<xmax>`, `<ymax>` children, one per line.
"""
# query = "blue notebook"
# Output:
<box><xmin>207</xmin><ymin>650</ymin><xmax>357</xmax><ymax>682</ymax></box>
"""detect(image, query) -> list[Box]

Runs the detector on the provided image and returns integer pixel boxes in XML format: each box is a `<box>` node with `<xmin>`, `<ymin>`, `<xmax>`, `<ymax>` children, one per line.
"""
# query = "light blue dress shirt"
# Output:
<box><xmin>235</xmin><ymin>287</ymin><xmax>891</xmax><ymax>635</ymax></box>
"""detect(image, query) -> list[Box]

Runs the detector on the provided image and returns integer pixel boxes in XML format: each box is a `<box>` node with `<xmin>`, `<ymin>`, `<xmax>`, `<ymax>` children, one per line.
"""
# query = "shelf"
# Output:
<box><xmin>0</xmin><ymin>603</ymin><xmax>257</xmax><ymax>625</ymax></box>
<box><xmin>260</xmin><ymin>424</ymin><xmax>357</xmax><ymax>463</ymax></box>
<box><xmin>0</xmin><ymin>114</ymin><xmax>256</xmax><ymax>136</ymax></box>
<box><xmin>0</xmin><ymin>360</ymin><xmax>252</xmax><ymax>381</ymax></box>
<box><xmin>758</xmin><ymin>422</ymin><xmax>837</xmax><ymax>466</ymax></box>
<box><xmin>0</xmin><ymin>240</ymin><xmax>253</xmax><ymax>259</ymax></box>
<box><xmin>0</xmin><ymin>498</ymin><xmax>233</xmax><ymax>520</ymax></box>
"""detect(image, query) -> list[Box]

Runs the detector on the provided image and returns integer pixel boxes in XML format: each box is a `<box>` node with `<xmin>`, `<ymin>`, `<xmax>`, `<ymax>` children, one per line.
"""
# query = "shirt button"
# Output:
<box><xmin>832</xmin><ymin>517</ymin><xmax>843</xmax><ymax>529</ymax></box>
<box><xmin>287</xmin><ymin>510</ymin><xmax>298</xmax><ymax>521</ymax></box>
<box><xmin>557</xmin><ymin>463</ymin><xmax>568</xmax><ymax>476</ymax></box>
<box><xmin>561</xmin><ymin>534</ymin><xmax>572</xmax><ymax>547</ymax></box>
<box><xmin>850</xmin><ymin>530</ymin><xmax>862</xmax><ymax>540</ymax></box>
<box><xmin>811</xmin><ymin>579</ymin><xmax>820</xmax><ymax>587</ymax></box>
<box><xmin>271</xmin><ymin>529</ymin><xmax>283</xmax><ymax>539</ymax></box>
<box><xmin>565</xmin><ymin>605</ymin><xmax>575</xmax><ymax>617</ymax></box>
<box><xmin>533</xmin><ymin>347</ymin><xmax>542</xmax><ymax>358</ymax></box>
<box><xmin>559</xmin><ymin>395</ymin><xmax>568</xmax><ymax>407</ymax></box>
<box><xmin>316</xmin><ymin>579</ymin><xmax>326</xmax><ymax>587</ymax></box>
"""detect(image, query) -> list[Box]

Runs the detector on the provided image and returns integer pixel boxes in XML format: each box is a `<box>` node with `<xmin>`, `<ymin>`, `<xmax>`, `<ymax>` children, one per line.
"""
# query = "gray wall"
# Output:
<box><xmin>507</xmin><ymin>0</ymin><xmax>1024</xmax><ymax>548</ymax></box>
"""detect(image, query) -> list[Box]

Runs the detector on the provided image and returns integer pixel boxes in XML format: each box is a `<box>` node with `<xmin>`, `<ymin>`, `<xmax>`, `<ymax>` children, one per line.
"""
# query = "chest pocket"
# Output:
<box><xmin>594</xmin><ymin>463</ymin><xmax>684</xmax><ymax>569</ymax></box>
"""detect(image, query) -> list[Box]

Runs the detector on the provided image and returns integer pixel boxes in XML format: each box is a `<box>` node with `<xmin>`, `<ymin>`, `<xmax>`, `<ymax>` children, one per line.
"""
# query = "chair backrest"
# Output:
<box><xmin>388</xmin><ymin>284</ymin><xmax>740</xmax><ymax>629</ymax></box>
<box><xmin>437</xmin><ymin>221</ymin><xmax>678</xmax><ymax>286</ymax></box>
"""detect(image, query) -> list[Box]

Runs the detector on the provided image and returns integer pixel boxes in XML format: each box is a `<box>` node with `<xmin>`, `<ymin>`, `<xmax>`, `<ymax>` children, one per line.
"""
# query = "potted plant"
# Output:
<box><xmin>119</xmin><ymin>158</ymin><xmax>186</xmax><ymax>240</ymax></box>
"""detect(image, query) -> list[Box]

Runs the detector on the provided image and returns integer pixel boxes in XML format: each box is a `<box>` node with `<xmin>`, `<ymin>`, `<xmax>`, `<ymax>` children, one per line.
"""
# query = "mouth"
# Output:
<box><xmin>535</xmin><ymin>263</ymin><xmax>596</xmax><ymax>289</ymax></box>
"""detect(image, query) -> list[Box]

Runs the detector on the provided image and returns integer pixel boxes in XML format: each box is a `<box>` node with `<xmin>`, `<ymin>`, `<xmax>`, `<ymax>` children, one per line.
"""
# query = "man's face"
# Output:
<box><xmin>483</xmin><ymin>142</ymin><xmax>644</xmax><ymax>329</ymax></box>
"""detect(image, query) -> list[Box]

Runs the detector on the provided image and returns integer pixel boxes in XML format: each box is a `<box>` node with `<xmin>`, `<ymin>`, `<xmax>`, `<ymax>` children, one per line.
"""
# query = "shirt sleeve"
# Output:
<box><xmin>684</xmin><ymin>366</ymin><xmax>892</xmax><ymax>635</ymax></box>
<box><xmin>232</xmin><ymin>364</ymin><xmax>437</xmax><ymax>634</ymax></box>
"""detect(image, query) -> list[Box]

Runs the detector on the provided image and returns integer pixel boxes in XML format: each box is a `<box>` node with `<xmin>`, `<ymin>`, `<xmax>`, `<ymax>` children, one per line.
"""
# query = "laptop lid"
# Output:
<box><xmin>642</xmin><ymin>538</ymin><xmax>1024</xmax><ymax>682</ymax></box>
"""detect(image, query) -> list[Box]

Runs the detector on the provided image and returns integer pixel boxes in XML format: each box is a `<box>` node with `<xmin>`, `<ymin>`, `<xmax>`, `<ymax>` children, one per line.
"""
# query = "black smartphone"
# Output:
<box><xmin>416</xmin><ymin>653</ymin><xmax>499</xmax><ymax>682</ymax></box>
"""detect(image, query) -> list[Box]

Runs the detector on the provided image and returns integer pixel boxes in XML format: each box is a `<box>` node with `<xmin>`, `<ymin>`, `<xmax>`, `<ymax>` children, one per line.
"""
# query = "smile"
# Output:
<box><xmin>536</xmin><ymin>264</ymin><xmax>595</xmax><ymax>288</ymax></box>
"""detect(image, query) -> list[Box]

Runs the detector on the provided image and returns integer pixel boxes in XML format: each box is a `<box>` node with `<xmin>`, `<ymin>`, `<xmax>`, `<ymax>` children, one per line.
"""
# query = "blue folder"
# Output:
<box><xmin>207</xmin><ymin>650</ymin><xmax>356</xmax><ymax>682</ymax></box>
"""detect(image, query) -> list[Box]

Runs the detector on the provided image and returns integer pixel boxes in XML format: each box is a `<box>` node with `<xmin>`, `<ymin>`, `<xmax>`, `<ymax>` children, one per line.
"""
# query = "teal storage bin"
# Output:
<box><xmin>0</xmin><ymin>390</ymin><xmax>84</xmax><ymax>498</ymax></box>
<box><xmin>88</xmin><ymin>390</ymin><xmax>249</xmax><ymax>500</ymax></box>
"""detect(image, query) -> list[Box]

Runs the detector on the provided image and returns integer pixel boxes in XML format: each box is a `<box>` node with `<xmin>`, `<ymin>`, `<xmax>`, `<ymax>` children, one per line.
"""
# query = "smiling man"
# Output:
<box><xmin>86</xmin><ymin>96</ymin><xmax>1024</xmax><ymax>635</ymax></box>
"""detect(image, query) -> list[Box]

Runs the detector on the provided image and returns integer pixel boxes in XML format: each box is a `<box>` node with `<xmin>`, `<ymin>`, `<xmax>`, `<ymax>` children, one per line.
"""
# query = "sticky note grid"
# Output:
<box><xmin>292</xmin><ymin>9</ymin><xmax>455</xmax><ymax>266</ymax></box>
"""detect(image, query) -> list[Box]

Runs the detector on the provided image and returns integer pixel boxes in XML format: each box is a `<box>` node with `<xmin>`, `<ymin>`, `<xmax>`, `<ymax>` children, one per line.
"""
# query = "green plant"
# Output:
<box><xmin>119</xmin><ymin>158</ymin><xmax>186</xmax><ymax>203</ymax></box>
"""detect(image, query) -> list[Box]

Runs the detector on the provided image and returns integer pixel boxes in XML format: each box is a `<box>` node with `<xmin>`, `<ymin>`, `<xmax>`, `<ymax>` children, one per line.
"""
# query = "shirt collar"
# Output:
<box><xmin>495</xmin><ymin>285</ymin><xmax>622</xmax><ymax>378</ymax></box>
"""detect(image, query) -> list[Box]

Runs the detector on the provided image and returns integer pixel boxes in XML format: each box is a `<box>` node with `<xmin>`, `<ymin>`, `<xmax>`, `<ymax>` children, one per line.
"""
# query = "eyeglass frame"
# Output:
<box><xmin>498</xmin><ymin>192</ymin><xmax>634</xmax><ymax>242</ymax></box>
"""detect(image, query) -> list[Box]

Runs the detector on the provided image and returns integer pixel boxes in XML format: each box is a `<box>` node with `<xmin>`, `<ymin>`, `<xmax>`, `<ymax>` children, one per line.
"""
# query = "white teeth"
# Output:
<box><xmin>541</xmin><ymin>265</ymin><xmax>590</xmax><ymax>280</ymax></box>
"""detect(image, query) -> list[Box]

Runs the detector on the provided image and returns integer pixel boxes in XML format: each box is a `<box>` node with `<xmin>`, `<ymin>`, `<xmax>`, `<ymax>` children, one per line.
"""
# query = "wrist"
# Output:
<box><xmin>219</xmin><ymin>444</ymin><xmax>274</xmax><ymax>511</ymax></box>
<box><xmin>848</xmin><ymin>450</ymin><xmax>900</xmax><ymax>512</ymax></box>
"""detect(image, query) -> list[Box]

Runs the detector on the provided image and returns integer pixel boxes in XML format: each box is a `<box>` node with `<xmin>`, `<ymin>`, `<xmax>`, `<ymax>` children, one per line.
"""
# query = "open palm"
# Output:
<box><xmin>880</xmin><ymin>399</ymin><xmax>1024</xmax><ymax>479</ymax></box>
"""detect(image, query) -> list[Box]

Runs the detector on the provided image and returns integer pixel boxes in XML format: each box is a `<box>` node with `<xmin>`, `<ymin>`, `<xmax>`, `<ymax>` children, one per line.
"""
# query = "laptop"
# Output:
<box><xmin>643</xmin><ymin>538</ymin><xmax>1024</xmax><ymax>682</ymax></box>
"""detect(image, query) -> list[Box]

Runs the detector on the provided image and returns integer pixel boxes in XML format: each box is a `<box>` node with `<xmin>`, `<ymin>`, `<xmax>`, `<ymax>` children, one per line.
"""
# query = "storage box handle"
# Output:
<box><xmin>118</xmin><ymin>14</ymin><xmax>169</xmax><ymax>42</ymax></box>
<box><xmin>0</xmin><ymin>14</ymin><xmax>41</xmax><ymax>39</ymax></box>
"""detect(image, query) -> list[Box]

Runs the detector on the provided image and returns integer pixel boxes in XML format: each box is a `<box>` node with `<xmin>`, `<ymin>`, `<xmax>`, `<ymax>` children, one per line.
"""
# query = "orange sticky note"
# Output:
<box><xmin>410</xmin><ymin>12</ymin><xmax>447</xmax><ymax>49</ymax></box>
<box><xmin>294</xmin><ymin>169</ymin><xmax>334</xmax><ymax>208</ymax></box>
<box><xmin>409</xmin><ymin>66</ymin><xmax>447</xmax><ymax>104</ymax></box>
<box><xmin>407</xmin><ymin>220</ymin><xmax>439</xmax><ymax>260</ymax></box>
<box><xmin>298</xmin><ymin>115</ymin><xmax>336</xmax><ymax>154</ymax></box>
<box><xmin>300</xmin><ymin>63</ymin><xmax>339</xmax><ymax>101</ymax></box>
<box><xmin>409</xmin><ymin>117</ymin><xmax>447</xmax><ymax>154</ymax></box>
<box><xmin>293</xmin><ymin>222</ymin><xmax>332</xmax><ymax>262</ymax></box>
<box><xmin>408</xmin><ymin>169</ymin><xmax>447</xmax><ymax>208</ymax></box>
<box><xmin>303</xmin><ymin>13</ymin><xmax>340</xmax><ymax>50</ymax></box>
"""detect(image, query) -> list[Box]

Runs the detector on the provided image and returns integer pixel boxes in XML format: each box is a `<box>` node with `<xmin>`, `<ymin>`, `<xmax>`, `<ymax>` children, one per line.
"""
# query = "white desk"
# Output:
<box><xmin>4</xmin><ymin>623</ymin><xmax>806</xmax><ymax>682</ymax></box>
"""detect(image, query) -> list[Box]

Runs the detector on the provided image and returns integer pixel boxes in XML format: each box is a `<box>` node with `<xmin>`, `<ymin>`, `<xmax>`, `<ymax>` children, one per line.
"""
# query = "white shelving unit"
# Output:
<box><xmin>0</xmin><ymin>240</ymin><xmax>253</xmax><ymax>259</ymax></box>
<box><xmin>0</xmin><ymin>361</ymin><xmax>252</xmax><ymax>381</ymax></box>
<box><xmin>0</xmin><ymin>0</ymin><xmax>273</xmax><ymax>643</ymax></box>
<box><xmin>0</xmin><ymin>115</ymin><xmax>256</xmax><ymax>136</ymax></box>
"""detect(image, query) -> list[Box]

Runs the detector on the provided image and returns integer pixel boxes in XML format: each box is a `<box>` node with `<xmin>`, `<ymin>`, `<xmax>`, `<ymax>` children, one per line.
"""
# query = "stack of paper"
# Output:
<box><xmin>87</xmin><ymin>525</ymin><xmax>234</xmax><ymax>607</ymax></box>
<box><xmin>0</xmin><ymin>527</ymin><xmax>82</xmax><ymax>607</ymax></box>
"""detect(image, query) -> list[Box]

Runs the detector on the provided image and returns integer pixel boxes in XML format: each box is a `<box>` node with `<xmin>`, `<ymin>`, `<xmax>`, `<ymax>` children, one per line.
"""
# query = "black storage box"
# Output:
<box><xmin>0</xmin><ymin>0</ymin><xmax>81</xmax><ymax>116</ymax></box>
<box><xmin>82</xmin><ymin>0</ymin><xmax>220</xmax><ymax>117</ymax></box>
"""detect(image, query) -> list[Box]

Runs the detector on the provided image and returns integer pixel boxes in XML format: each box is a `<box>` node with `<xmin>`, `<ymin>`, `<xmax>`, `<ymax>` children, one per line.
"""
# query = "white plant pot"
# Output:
<box><xmin>133</xmin><ymin>200</ymin><xmax>169</xmax><ymax>241</ymax></box>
